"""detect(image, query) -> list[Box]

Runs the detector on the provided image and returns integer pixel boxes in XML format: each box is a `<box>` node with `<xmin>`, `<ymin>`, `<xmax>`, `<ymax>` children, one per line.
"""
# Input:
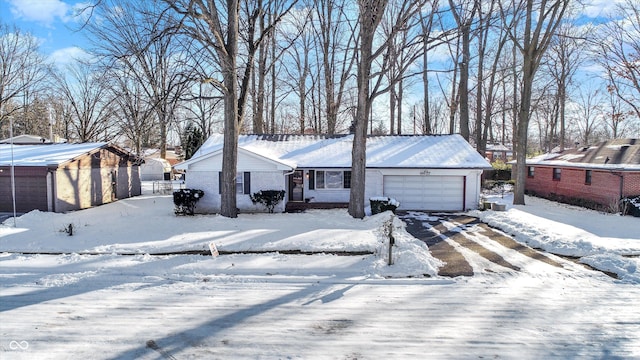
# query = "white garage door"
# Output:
<box><xmin>383</xmin><ymin>175</ymin><xmax>464</xmax><ymax>211</ymax></box>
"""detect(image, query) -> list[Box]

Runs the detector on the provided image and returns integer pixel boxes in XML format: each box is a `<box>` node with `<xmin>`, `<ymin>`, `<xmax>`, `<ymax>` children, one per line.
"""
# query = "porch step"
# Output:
<box><xmin>285</xmin><ymin>202</ymin><xmax>349</xmax><ymax>212</ymax></box>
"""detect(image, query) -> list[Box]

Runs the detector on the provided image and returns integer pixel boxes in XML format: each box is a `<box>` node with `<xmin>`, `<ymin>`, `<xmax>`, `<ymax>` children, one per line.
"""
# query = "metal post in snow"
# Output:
<box><xmin>388</xmin><ymin>216</ymin><xmax>395</xmax><ymax>266</ymax></box>
<box><xmin>9</xmin><ymin>115</ymin><xmax>17</xmax><ymax>227</ymax></box>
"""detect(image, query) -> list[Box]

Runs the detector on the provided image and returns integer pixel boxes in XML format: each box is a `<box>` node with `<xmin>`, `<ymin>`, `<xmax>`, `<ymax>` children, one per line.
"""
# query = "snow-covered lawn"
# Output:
<box><xmin>1</xmin><ymin>184</ymin><xmax>639</xmax><ymax>358</ymax></box>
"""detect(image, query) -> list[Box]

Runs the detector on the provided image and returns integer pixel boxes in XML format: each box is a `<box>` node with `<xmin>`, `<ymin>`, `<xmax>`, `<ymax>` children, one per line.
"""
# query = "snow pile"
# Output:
<box><xmin>370</xmin><ymin>215</ymin><xmax>443</xmax><ymax>278</ymax></box>
<box><xmin>475</xmin><ymin>193</ymin><xmax>640</xmax><ymax>283</ymax></box>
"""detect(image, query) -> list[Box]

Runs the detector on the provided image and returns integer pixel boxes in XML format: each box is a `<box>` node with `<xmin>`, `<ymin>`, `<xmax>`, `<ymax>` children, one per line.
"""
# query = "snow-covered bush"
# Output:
<box><xmin>250</xmin><ymin>190</ymin><xmax>286</xmax><ymax>213</ymax></box>
<box><xmin>173</xmin><ymin>189</ymin><xmax>205</xmax><ymax>215</ymax></box>
<box><xmin>621</xmin><ymin>195</ymin><xmax>640</xmax><ymax>217</ymax></box>
<box><xmin>370</xmin><ymin>197</ymin><xmax>400</xmax><ymax>215</ymax></box>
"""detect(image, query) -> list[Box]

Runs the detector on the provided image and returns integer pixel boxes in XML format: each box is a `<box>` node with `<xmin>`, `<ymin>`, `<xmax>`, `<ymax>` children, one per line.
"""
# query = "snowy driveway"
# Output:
<box><xmin>400</xmin><ymin>212</ymin><xmax>583</xmax><ymax>278</ymax></box>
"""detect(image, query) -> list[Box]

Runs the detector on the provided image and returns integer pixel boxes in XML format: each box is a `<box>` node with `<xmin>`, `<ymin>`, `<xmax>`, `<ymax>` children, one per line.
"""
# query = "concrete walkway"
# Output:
<box><xmin>399</xmin><ymin>212</ymin><xmax>564</xmax><ymax>277</ymax></box>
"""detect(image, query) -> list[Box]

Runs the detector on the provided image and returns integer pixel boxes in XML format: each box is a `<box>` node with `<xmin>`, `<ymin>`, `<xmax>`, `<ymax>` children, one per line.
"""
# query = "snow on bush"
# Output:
<box><xmin>369</xmin><ymin>197</ymin><xmax>400</xmax><ymax>215</ymax></box>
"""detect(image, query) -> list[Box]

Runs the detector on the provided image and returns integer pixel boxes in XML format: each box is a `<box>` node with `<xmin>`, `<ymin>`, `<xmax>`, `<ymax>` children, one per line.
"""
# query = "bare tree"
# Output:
<box><xmin>0</xmin><ymin>23</ymin><xmax>50</xmax><ymax>133</ymax></box>
<box><xmin>594</xmin><ymin>0</ymin><xmax>640</xmax><ymax>121</ymax></box>
<box><xmin>85</xmin><ymin>0</ymin><xmax>191</xmax><ymax>158</ymax></box>
<box><xmin>53</xmin><ymin>61</ymin><xmax>114</xmax><ymax>142</ymax></box>
<box><xmin>349</xmin><ymin>0</ymin><xmax>427</xmax><ymax>218</ymax></box>
<box><xmin>448</xmin><ymin>0</ymin><xmax>478</xmax><ymax>141</ymax></box>
<box><xmin>544</xmin><ymin>22</ymin><xmax>585</xmax><ymax>151</ymax></box>
<box><xmin>164</xmin><ymin>0</ymin><xmax>297</xmax><ymax>218</ymax></box>
<box><xmin>108</xmin><ymin>68</ymin><xmax>158</xmax><ymax>155</ymax></box>
<box><xmin>312</xmin><ymin>0</ymin><xmax>358</xmax><ymax>134</ymax></box>
<box><xmin>501</xmin><ymin>0</ymin><xmax>570</xmax><ymax>205</ymax></box>
<box><xmin>572</xmin><ymin>84</ymin><xmax>604</xmax><ymax>145</ymax></box>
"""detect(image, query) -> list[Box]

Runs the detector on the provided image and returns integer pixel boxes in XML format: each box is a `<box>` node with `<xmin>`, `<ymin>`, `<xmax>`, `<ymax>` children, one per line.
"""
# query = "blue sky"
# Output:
<box><xmin>0</xmin><ymin>0</ymin><xmax>91</xmax><ymax>64</ymax></box>
<box><xmin>1</xmin><ymin>0</ymin><xmax>621</xmax><ymax>65</ymax></box>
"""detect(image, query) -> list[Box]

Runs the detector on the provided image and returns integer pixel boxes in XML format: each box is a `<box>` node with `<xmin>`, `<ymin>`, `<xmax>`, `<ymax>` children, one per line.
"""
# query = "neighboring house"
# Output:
<box><xmin>140</xmin><ymin>157</ymin><xmax>173</xmax><ymax>181</ymax></box>
<box><xmin>485</xmin><ymin>143</ymin><xmax>513</xmax><ymax>162</ymax></box>
<box><xmin>174</xmin><ymin>134</ymin><xmax>491</xmax><ymax>213</ymax></box>
<box><xmin>521</xmin><ymin>138</ymin><xmax>640</xmax><ymax>210</ymax></box>
<box><xmin>0</xmin><ymin>142</ymin><xmax>142</xmax><ymax>213</ymax></box>
<box><xmin>0</xmin><ymin>134</ymin><xmax>51</xmax><ymax>144</ymax></box>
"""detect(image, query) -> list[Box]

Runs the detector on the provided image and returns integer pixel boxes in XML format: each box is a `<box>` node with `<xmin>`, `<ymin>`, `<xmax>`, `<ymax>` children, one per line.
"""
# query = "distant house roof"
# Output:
<box><xmin>0</xmin><ymin>142</ymin><xmax>141</xmax><ymax>167</ymax></box>
<box><xmin>0</xmin><ymin>134</ymin><xmax>51</xmax><ymax>144</ymax></box>
<box><xmin>525</xmin><ymin>138</ymin><xmax>640</xmax><ymax>171</ymax></box>
<box><xmin>176</xmin><ymin>134</ymin><xmax>491</xmax><ymax>170</ymax></box>
<box><xmin>486</xmin><ymin>143</ymin><xmax>511</xmax><ymax>152</ymax></box>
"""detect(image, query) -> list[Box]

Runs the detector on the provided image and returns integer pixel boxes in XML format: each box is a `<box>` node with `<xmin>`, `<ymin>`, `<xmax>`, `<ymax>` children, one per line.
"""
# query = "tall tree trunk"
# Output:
<box><xmin>349</xmin><ymin>0</ymin><xmax>386</xmax><ymax>219</ymax></box>
<box><xmin>422</xmin><ymin>35</ymin><xmax>431</xmax><ymax>134</ymax></box>
<box><xmin>397</xmin><ymin>76</ymin><xmax>403</xmax><ymax>134</ymax></box>
<box><xmin>220</xmin><ymin>0</ymin><xmax>240</xmax><ymax>218</ymax></box>
<box><xmin>458</xmin><ymin>23</ymin><xmax>471</xmax><ymax>141</ymax></box>
<box><xmin>255</xmin><ymin>35</ymin><xmax>266</xmax><ymax>133</ymax></box>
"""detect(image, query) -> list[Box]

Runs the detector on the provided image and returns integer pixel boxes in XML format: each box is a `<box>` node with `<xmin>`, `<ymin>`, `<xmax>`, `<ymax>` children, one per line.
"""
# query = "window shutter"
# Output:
<box><xmin>308</xmin><ymin>170</ymin><xmax>315</xmax><ymax>190</ymax></box>
<box><xmin>218</xmin><ymin>172</ymin><xmax>222</xmax><ymax>194</ymax></box>
<box><xmin>243</xmin><ymin>172</ymin><xmax>251</xmax><ymax>194</ymax></box>
<box><xmin>344</xmin><ymin>171</ymin><xmax>351</xmax><ymax>188</ymax></box>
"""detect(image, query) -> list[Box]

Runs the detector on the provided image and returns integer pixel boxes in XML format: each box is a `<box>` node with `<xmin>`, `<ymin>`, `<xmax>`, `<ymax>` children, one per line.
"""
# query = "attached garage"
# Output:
<box><xmin>383</xmin><ymin>175</ymin><xmax>465</xmax><ymax>211</ymax></box>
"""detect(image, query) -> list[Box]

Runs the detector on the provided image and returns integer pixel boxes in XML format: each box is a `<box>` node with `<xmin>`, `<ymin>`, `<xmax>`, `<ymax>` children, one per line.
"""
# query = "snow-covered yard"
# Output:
<box><xmin>1</xmin><ymin>183</ymin><xmax>639</xmax><ymax>358</ymax></box>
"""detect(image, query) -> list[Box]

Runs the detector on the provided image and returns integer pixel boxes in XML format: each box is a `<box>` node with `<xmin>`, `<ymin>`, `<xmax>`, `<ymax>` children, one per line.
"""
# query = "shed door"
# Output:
<box><xmin>383</xmin><ymin>175</ymin><xmax>464</xmax><ymax>211</ymax></box>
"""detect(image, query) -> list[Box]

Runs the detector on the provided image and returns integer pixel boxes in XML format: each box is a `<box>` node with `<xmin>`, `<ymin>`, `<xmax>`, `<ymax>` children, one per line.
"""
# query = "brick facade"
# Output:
<box><xmin>525</xmin><ymin>165</ymin><xmax>640</xmax><ymax>209</ymax></box>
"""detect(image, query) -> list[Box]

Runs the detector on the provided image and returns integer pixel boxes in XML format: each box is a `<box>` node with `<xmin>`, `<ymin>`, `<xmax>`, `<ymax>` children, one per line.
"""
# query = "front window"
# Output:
<box><xmin>315</xmin><ymin>170</ymin><xmax>351</xmax><ymax>189</ymax></box>
<box><xmin>528</xmin><ymin>166</ymin><xmax>535</xmax><ymax>178</ymax></box>
<box><xmin>553</xmin><ymin>168</ymin><xmax>561</xmax><ymax>181</ymax></box>
<box><xmin>236</xmin><ymin>172</ymin><xmax>244</xmax><ymax>194</ymax></box>
<box><xmin>585</xmin><ymin>170</ymin><xmax>592</xmax><ymax>185</ymax></box>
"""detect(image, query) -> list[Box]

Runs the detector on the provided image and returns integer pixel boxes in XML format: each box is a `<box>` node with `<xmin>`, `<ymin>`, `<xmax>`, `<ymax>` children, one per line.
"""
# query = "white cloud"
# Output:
<box><xmin>8</xmin><ymin>0</ymin><xmax>71</xmax><ymax>26</ymax></box>
<box><xmin>49</xmin><ymin>46</ymin><xmax>90</xmax><ymax>66</ymax></box>
<box><xmin>580</xmin><ymin>0</ymin><xmax>625</xmax><ymax>18</ymax></box>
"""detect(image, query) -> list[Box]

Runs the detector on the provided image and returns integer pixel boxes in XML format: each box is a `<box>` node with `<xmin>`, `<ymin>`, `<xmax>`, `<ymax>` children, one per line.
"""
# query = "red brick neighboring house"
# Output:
<box><xmin>0</xmin><ymin>142</ymin><xmax>142</xmax><ymax>213</ymax></box>
<box><xmin>522</xmin><ymin>138</ymin><xmax>640</xmax><ymax>210</ymax></box>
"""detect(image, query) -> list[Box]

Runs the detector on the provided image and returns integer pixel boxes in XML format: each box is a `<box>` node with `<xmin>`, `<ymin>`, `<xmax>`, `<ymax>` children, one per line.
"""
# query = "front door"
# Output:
<box><xmin>289</xmin><ymin>170</ymin><xmax>304</xmax><ymax>201</ymax></box>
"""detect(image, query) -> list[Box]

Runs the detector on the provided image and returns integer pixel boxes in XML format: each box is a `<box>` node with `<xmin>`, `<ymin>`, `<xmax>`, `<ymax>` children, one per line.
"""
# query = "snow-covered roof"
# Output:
<box><xmin>486</xmin><ymin>143</ymin><xmax>511</xmax><ymax>152</ymax></box>
<box><xmin>0</xmin><ymin>142</ymin><xmax>113</xmax><ymax>167</ymax></box>
<box><xmin>178</xmin><ymin>134</ymin><xmax>491</xmax><ymax>170</ymax></box>
<box><xmin>0</xmin><ymin>134</ymin><xmax>50</xmax><ymax>144</ymax></box>
<box><xmin>525</xmin><ymin>138</ymin><xmax>640</xmax><ymax>171</ymax></box>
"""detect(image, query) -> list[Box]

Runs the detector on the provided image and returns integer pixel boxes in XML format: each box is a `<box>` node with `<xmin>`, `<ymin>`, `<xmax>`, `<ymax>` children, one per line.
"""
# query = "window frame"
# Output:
<box><xmin>552</xmin><ymin>168</ymin><xmax>562</xmax><ymax>181</ymax></box>
<box><xmin>313</xmin><ymin>170</ymin><xmax>351</xmax><ymax>190</ymax></box>
<box><xmin>527</xmin><ymin>166</ymin><xmax>535</xmax><ymax>178</ymax></box>
<box><xmin>219</xmin><ymin>171</ymin><xmax>250</xmax><ymax>194</ymax></box>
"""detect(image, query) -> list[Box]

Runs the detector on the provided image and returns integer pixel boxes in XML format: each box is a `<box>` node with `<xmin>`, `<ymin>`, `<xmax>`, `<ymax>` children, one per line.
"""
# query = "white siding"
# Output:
<box><xmin>184</xmin><ymin>170</ymin><xmax>286</xmax><ymax>214</ymax></box>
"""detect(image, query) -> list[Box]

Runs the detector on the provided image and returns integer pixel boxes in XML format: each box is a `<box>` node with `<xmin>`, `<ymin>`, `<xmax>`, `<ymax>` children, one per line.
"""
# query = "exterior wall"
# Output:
<box><xmin>299</xmin><ymin>167</ymin><xmax>483</xmax><ymax>211</ymax></box>
<box><xmin>302</xmin><ymin>168</ymin><xmax>351</xmax><ymax>203</ymax></box>
<box><xmin>525</xmin><ymin>165</ymin><xmax>640</xmax><ymax>208</ymax></box>
<box><xmin>185</xmin><ymin>170</ymin><xmax>286</xmax><ymax>214</ymax></box>
<box><xmin>54</xmin><ymin>149</ymin><xmax>141</xmax><ymax>213</ymax></box>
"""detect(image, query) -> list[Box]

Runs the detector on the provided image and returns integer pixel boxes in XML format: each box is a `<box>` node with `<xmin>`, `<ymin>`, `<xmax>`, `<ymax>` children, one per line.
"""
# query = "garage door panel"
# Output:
<box><xmin>383</xmin><ymin>175</ymin><xmax>463</xmax><ymax>211</ymax></box>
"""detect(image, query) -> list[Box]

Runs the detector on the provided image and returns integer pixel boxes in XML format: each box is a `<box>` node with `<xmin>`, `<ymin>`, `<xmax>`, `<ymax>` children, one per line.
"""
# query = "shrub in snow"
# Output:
<box><xmin>370</xmin><ymin>197</ymin><xmax>400</xmax><ymax>215</ymax></box>
<box><xmin>250</xmin><ymin>190</ymin><xmax>286</xmax><ymax>213</ymax></box>
<box><xmin>173</xmin><ymin>189</ymin><xmax>205</xmax><ymax>215</ymax></box>
<box><xmin>621</xmin><ymin>195</ymin><xmax>640</xmax><ymax>217</ymax></box>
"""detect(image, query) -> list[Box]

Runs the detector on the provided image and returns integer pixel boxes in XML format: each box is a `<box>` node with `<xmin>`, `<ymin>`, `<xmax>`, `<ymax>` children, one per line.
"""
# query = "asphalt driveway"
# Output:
<box><xmin>399</xmin><ymin>212</ymin><xmax>565</xmax><ymax>277</ymax></box>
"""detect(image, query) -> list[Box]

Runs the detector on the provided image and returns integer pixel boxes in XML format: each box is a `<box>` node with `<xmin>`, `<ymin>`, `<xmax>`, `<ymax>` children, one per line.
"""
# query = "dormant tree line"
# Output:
<box><xmin>1</xmin><ymin>0</ymin><xmax>640</xmax><ymax>217</ymax></box>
